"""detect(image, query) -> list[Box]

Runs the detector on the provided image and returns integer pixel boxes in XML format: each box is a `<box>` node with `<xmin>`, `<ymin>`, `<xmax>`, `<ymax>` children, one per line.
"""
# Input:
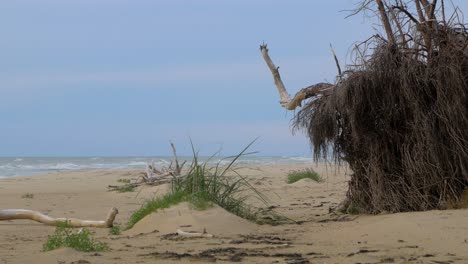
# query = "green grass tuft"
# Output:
<box><xmin>43</xmin><ymin>222</ymin><xmax>108</xmax><ymax>252</ymax></box>
<box><xmin>109</xmin><ymin>225</ymin><xmax>121</xmax><ymax>235</ymax></box>
<box><xmin>287</xmin><ymin>168</ymin><xmax>322</xmax><ymax>184</ymax></box>
<box><xmin>21</xmin><ymin>193</ymin><xmax>34</xmax><ymax>199</ymax></box>
<box><xmin>114</xmin><ymin>184</ymin><xmax>136</xmax><ymax>193</ymax></box>
<box><xmin>117</xmin><ymin>178</ymin><xmax>131</xmax><ymax>184</ymax></box>
<box><xmin>126</xmin><ymin>190</ymin><xmax>187</xmax><ymax>229</ymax></box>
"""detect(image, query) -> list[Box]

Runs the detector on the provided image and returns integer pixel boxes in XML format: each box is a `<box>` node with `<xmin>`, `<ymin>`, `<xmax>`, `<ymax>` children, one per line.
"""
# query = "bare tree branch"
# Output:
<box><xmin>259</xmin><ymin>44</ymin><xmax>292</xmax><ymax>108</ymax></box>
<box><xmin>260</xmin><ymin>44</ymin><xmax>335</xmax><ymax>111</ymax></box>
<box><xmin>330</xmin><ymin>44</ymin><xmax>342</xmax><ymax>78</ymax></box>
<box><xmin>441</xmin><ymin>0</ymin><xmax>446</xmax><ymax>23</ymax></box>
<box><xmin>419</xmin><ymin>0</ymin><xmax>432</xmax><ymax>16</ymax></box>
<box><xmin>388</xmin><ymin>4</ymin><xmax>409</xmax><ymax>48</ymax></box>
<box><xmin>376</xmin><ymin>0</ymin><xmax>396</xmax><ymax>44</ymax></box>
<box><xmin>392</xmin><ymin>5</ymin><xmax>420</xmax><ymax>25</ymax></box>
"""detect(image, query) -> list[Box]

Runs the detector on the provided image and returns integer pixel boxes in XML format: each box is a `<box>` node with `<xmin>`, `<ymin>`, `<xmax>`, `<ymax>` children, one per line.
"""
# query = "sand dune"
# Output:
<box><xmin>127</xmin><ymin>202</ymin><xmax>257</xmax><ymax>236</ymax></box>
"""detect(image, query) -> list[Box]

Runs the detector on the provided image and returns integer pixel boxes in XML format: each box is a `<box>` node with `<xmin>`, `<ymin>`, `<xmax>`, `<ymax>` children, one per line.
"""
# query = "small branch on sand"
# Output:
<box><xmin>176</xmin><ymin>228</ymin><xmax>214</xmax><ymax>238</ymax></box>
<box><xmin>260</xmin><ymin>44</ymin><xmax>335</xmax><ymax>110</ymax></box>
<box><xmin>0</xmin><ymin>207</ymin><xmax>118</xmax><ymax>228</ymax></box>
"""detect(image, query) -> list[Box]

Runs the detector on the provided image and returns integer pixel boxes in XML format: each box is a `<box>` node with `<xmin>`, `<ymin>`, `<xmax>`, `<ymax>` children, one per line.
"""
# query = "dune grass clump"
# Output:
<box><xmin>287</xmin><ymin>168</ymin><xmax>322</xmax><ymax>184</ymax></box>
<box><xmin>43</xmin><ymin>222</ymin><xmax>108</xmax><ymax>252</ymax></box>
<box><xmin>126</xmin><ymin>190</ymin><xmax>187</xmax><ymax>229</ymax></box>
<box><xmin>171</xmin><ymin>141</ymin><xmax>266</xmax><ymax>221</ymax></box>
<box><xmin>126</xmin><ymin>141</ymin><xmax>274</xmax><ymax>229</ymax></box>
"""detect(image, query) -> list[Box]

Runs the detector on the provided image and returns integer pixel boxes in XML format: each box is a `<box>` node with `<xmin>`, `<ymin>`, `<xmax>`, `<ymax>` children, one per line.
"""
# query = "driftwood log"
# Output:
<box><xmin>0</xmin><ymin>207</ymin><xmax>118</xmax><ymax>228</ymax></box>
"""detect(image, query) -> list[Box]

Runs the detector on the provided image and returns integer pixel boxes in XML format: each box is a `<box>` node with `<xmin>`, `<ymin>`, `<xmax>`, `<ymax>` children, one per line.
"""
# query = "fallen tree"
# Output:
<box><xmin>0</xmin><ymin>207</ymin><xmax>118</xmax><ymax>228</ymax></box>
<box><xmin>262</xmin><ymin>0</ymin><xmax>468</xmax><ymax>213</ymax></box>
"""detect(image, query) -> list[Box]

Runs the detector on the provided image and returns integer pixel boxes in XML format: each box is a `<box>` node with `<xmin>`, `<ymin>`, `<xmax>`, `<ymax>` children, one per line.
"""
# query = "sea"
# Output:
<box><xmin>0</xmin><ymin>156</ymin><xmax>313</xmax><ymax>178</ymax></box>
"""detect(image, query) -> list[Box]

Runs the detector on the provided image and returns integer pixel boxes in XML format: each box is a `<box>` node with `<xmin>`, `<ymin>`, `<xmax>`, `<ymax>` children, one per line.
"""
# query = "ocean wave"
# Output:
<box><xmin>47</xmin><ymin>163</ymin><xmax>82</xmax><ymax>170</ymax></box>
<box><xmin>0</xmin><ymin>156</ymin><xmax>314</xmax><ymax>178</ymax></box>
<box><xmin>0</xmin><ymin>163</ymin><xmax>15</xmax><ymax>170</ymax></box>
<box><xmin>126</xmin><ymin>161</ymin><xmax>148</xmax><ymax>167</ymax></box>
<box><xmin>288</xmin><ymin>156</ymin><xmax>313</xmax><ymax>162</ymax></box>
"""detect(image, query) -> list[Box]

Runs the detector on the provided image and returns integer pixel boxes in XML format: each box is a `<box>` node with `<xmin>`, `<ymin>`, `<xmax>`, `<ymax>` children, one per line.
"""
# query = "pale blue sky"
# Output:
<box><xmin>1</xmin><ymin>1</ymin><xmax>465</xmax><ymax>156</ymax></box>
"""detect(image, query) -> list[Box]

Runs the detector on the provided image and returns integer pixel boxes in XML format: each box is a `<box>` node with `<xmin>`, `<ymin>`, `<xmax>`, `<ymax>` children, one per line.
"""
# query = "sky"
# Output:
<box><xmin>1</xmin><ymin>1</ymin><xmax>465</xmax><ymax>157</ymax></box>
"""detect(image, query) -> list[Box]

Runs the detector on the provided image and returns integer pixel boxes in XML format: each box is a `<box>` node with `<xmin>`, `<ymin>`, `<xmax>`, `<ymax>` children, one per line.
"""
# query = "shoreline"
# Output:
<box><xmin>0</xmin><ymin>156</ymin><xmax>316</xmax><ymax>179</ymax></box>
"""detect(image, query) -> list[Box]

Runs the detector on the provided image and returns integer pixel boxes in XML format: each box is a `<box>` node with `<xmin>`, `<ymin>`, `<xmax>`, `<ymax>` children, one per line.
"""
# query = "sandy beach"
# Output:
<box><xmin>0</xmin><ymin>163</ymin><xmax>467</xmax><ymax>264</ymax></box>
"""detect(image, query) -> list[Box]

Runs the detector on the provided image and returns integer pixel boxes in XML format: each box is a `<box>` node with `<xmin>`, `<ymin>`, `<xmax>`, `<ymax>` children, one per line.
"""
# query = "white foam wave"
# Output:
<box><xmin>126</xmin><ymin>161</ymin><xmax>148</xmax><ymax>167</ymax></box>
<box><xmin>47</xmin><ymin>163</ymin><xmax>82</xmax><ymax>170</ymax></box>
<box><xmin>0</xmin><ymin>156</ymin><xmax>314</xmax><ymax>178</ymax></box>
<box><xmin>288</xmin><ymin>156</ymin><xmax>313</xmax><ymax>162</ymax></box>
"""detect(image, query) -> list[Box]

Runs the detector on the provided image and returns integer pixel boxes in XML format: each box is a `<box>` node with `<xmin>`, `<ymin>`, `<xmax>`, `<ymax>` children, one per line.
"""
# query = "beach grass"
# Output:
<box><xmin>173</xmin><ymin>142</ymin><xmax>265</xmax><ymax>221</ymax></box>
<box><xmin>21</xmin><ymin>193</ymin><xmax>34</xmax><ymax>199</ymax></box>
<box><xmin>287</xmin><ymin>168</ymin><xmax>322</xmax><ymax>184</ymax></box>
<box><xmin>126</xmin><ymin>190</ymin><xmax>187</xmax><ymax>229</ymax></box>
<box><xmin>126</xmin><ymin>140</ymin><xmax>270</xmax><ymax>228</ymax></box>
<box><xmin>43</xmin><ymin>222</ymin><xmax>108</xmax><ymax>252</ymax></box>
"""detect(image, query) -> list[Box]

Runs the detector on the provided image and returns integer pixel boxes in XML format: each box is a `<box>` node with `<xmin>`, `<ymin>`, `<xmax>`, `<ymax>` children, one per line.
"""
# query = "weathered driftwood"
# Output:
<box><xmin>0</xmin><ymin>207</ymin><xmax>118</xmax><ymax>228</ymax></box>
<box><xmin>176</xmin><ymin>228</ymin><xmax>213</xmax><ymax>238</ymax></box>
<box><xmin>260</xmin><ymin>44</ymin><xmax>335</xmax><ymax>110</ymax></box>
<box><xmin>143</xmin><ymin>142</ymin><xmax>186</xmax><ymax>182</ymax></box>
<box><xmin>108</xmin><ymin>142</ymin><xmax>187</xmax><ymax>192</ymax></box>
